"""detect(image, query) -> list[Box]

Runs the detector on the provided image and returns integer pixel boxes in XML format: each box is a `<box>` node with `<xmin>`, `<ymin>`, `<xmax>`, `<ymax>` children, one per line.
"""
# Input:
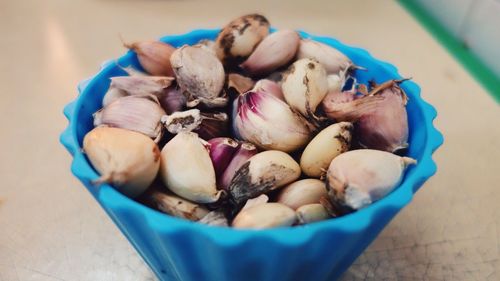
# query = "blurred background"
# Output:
<box><xmin>0</xmin><ymin>0</ymin><xmax>499</xmax><ymax>280</ymax></box>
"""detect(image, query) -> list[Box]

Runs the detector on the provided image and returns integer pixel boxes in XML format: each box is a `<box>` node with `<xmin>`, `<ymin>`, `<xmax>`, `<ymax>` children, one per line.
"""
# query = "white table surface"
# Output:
<box><xmin>1</xmin><ymin>0</ymin><xmax>499</xmax><ymax>280</ymax></box>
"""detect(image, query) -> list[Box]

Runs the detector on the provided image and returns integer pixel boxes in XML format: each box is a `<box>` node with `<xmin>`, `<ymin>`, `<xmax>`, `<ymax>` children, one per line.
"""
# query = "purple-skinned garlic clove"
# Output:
<box><xmin>220</xmin><ymin>142</ymin><xmax>257</xmax><ymax>189</ymax></box>
<box><xmin>207</xmin><ymin>137</ymin><xmax>239</xmax><ymax>181</ymax></box>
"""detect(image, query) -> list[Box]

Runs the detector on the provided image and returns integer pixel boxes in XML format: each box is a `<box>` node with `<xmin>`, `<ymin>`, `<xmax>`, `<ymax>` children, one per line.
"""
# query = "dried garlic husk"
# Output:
<box><xmin>124</xmin><ymin>40</ymin><xmax>176</xmax><ymax>76</ymax></box>
<box><xmin>220</xmin><ymin>142</ymin><xmax>257</xmax><ymax>189</ymax></box>
<box><xmin>326</xmin><ymin>149</ymin><xmax>416</xmax><ymax>212</ymax></box>
<box><xmin>232</xmin><ymin>203</ymin><xmax>296</xmax><ymax>229</ymax></box>
<box><xmin>296</xmin><ymin>204</ymin><xmax>330</xmax><ymax>224</ymax></box>
<box><xmin>215</xmin><ymin>14</ymin><xmax>270</xmax><ymax>65</ymax></box>
<box><xmin>110</xmin><ymin>76</ymin><xmax>174</xmax><ymax>96</ymax></box>
<box><xmin>322</xmin><ymin>88</ymin><xmax>384</xmax><ymax>121</ymax></box>
<box><xmin>145</xmin><ymin>189</ymin><xmax>209</xmax><ymax>221</ymax></box>
<box><xmin>161</xmin><ymin>109</ymin><xmax>228</xmax><ymax>140</ymax></box>
<box><xmin>228</xmin><ymin>150</ymin><xmax>301</xmax><ymax>205</ymax></box>
<box><xmin>282</xmin><ymin>58</ymin><xmax>328</xmax><ymax>118</ymax></box>
<box><xmin>277</xmin><ymin>179</ymin><xmax>327</xmax><ymax>210</ymax></box>
<box><xmin>94</xmin><ymin>95</ymin><xmax>166</xmax><ymax>141</ymax></box>
<box><xmin>227</xmin><ymin>73</ymin><xmax>255</xmax><ymax>95</ymax></box>
<box><xmin>83</xmin><ymin>127</ymin><xmax>160</xmax><ymax>198</ymax></box>
<box><xmin>300</xmin><ymin>122</ymin><xmax>353</xmax><ymax>177</ymax></box>
<box><xmin>159</xmin><ymin>131</ymin><xmax>221</xmax><ymax>203</ymax></box>
<box><xmin>296</xmin><ymin>39</ymin><xmax>352</xmax><ymax>74</ymax></box>
<box><xmin>240</xmin><ymin>30</ymin><xmax>300</xmax><ymax>76</ymax></box>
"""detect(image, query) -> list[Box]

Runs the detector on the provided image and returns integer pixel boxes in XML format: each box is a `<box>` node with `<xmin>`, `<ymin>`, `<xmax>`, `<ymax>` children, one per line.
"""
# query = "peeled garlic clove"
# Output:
<box><xmin>145</xmin><ymin>190</ymin><xmax>209</xmax><ymax>221</ymax></box>
<box><xmin>158</xmin><ymin>86</ymin><xmax>186</xmax><ymax>115</ymax></box>
<box><xmin>356</xmin><ymin>80</ymin><xmax>409</xmax><ymax>152</ymax></box>
<box><xmin>241</xmin><ymin>194</ymin><xmax>269</xmax><ymax>211</ymax></box>
<box><xmin>170</xmin><ymin>45</ymin><xmax>225</xmax><ymax>107</ymax></box>
<box><xmin>253</xmin><ymin>79</ymin><xmax>284</xmax><ymax>100</ymax></box>
<box><xmin>94</xmin><ymin>95</ymin><xmax>166</xmax><ymax>141</ymax></box>
<box><xmin>296</xmin><ymin>39</ymin><xmax>352</xmax><ymax>74</ymax></box>
<box><xmin>102</xmin><ymin>87</ymin><xmax>127</xmax><ymax>107</ymax></box>
<box><xmin>322</xmin><ymin>89</ymin><xmax>384</xmax><ymax>121</ymax></box>
<box><xmin>110</xmin><ymin>76</ymin><xmax>174</xmax><ymax>96</ymax></box>
<box><xmin>234</xmin><ymin>90</ymin><xmax>312</xmax><ymax>152</ymax></box>
<box><xmin>227</xmin><ymin>73</ymin><xmax>255</xmax><ymax>95</ymax></box>
<box><xmin>208</xmin><ymin>137</ymin><xmax>239</xmax><ymax>180</ymax></box>
<box><xmin>276</xmin><ymin>179</ymin><xmax>327</xmax><ymax>210</ymax></box>
<box><xmin>83</xmin><ymin>127</ymin><xmax>160</xmax><ymax>198</ymax></box>
<box><xmin>160</xmin><ymin>131</ymin><xmax>221</xmax><ymax>203</ymax></box>
<box><xmin>232</xmin><ymin>203</ymin><xmax>296</xmax><ymax>229</ymax></box>
<box><xmin>326</xmin><ymin>149</ymin><xmax>416</xmax><ymax>211</ymax></box>
<box><xmin>282</xmin><ymin>58</ymin><xmax>329</xmax><ymax>117</ymax></box>
<box><xmin>240</xmin><ymin>30</ymin><xmax>300</xmax><ymax>76</ymax></box>
<box><xmin>215</xmin><ymin>14</ymin><xmax>270</xmax><ymax>65</ymax></box>
<box><xmin>229</xmin><ymin>150</ymin><xmax>301</xmax><ymax>205</ymax></box>
<box><xmin>195</xmin><ymin>112</ymin><xmax>229</xmax><ymax>140</ymax></box>
<box><xmin>124</xmin><ymin>40</ymin><xmax>176</xmax><ymax>76</ymax></box>
<box><xmin>220</xmin><ymin>142</ymin><xmax>257</xmax><ymax>189</ymax></box>
<box><xmin>296</xmin><ymin>204</ymin><xmax>330</xmax><ymax>224</ymax></box>
<box><xmin>198</xmin><ymin>211</ymin><xmax>228</xmax><ymax>226</ymax></box>
<box><xmin>300</xmin><ymin>122</ymin><xmax>353</xmax><ymax>178</ymax></box>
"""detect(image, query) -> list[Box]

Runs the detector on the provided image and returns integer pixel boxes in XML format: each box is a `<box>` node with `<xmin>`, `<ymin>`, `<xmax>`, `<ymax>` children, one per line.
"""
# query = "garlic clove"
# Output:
<box><xmin>326</xmin><ymin>149</ymin><xmax>416</xmax><ymax>212</ymax></box>
<box><xmin>94</xmin><ymin>95</ymin><xmax>166</xmax><ymax>142</ymax></box>
<box><xmin>241</xmin><ymin>194</ymin><xmax>269</xmax><ymax>211</ymax></box>
<box><xmin>110</xmin><ymin>76</ymin><xmax>174</xmax><ymax>97</ymax></box>
<box><xmin>326</xmin><ymin>71</ymin><xmax>348</xmax><ymax>93</ymax></box>
<box><xmin>296</xmin><ymin>39</ymin><xmax>352</xmax><ymax>74</ymax></box>
<box><xmin>144</xmin><ymin>189</ymin><xmax>209</xmax><ymax>221</ymax></box>
<box><xmin>124</xmin><ymin>40</ymin><xmax>176</xmax><ymax>76</ymax></box>
<box><xmin>296</xmin><ymin>203</ymin><xmax>330</xmax><ymax>224</ymax></box>
<box><xmin>300</xmin><ymin>122</ymin><xmax>353</xmax><ymax>178</ymax></box>
<box><xmin>253</xmin><ymin>79</ymin><xmax>284</xmax><ymax>100</ymax></box>
<box><xmin>158</xmin><ymin>86</ymin><xmax>186</xmax><ymax>115</ymax></box>
<box><xmin>170</xmin><ymin>45</ymin><xmax>226</xmax><ymax>107</ymax></box>
<box><xmin>232</xmin><ymin>203</ymin><xmax>296</xmax><ymax>229</ymax></box>
<box><xmin>208</xmin><ymin>137</ymin><xmax>239</xmax><ymax>180</ymax></box>
<box><xmin>240</xmin><ymin>30</ymin><xmax>300</xmax><ymax>76</ymax></box>
<box><xmin>194</xmin><ymin>39</ymin><xmax>216</xmax><ymax>55</ymax></box>
<box><xmin>198</xmin><ymin>211</ymin><xmax>229</xmax><ymax>226</ymax></box>
<box><xmin>322</xmin><ymin>88</ymin><xmax>384</xmax><ymax>122</ymax></box>
<box><xmin>159</xmin><ymin>131</ymin><xmax>221</xmax><ymax>203</ymax></box>
<box><xmin>234</xmin><ymin>89</ymin><xmax>312</xmax><ymax>152</ymax></box>
<box><xmin>215</xmin><ymin>14</ymin><xmax>270</xmax><ymax>66</ymax></box>
<box><xmin>227</xmin><ymin>73</ymin><xmax>255</xmax><ymax>96</ymax></box>
<box><xmin>102</xmin><ymin>87</ymin><xmax>127</xmax><ymax>107</ymax></box>
<box><xmin>276</xmin><ymin>179</ymin><xmax>327</xmax><ymax>210</ymax></box>
<box><xmin>228</xmin><ymin>150</ymin><xmax>301</xmax><ymax>206</ymax></box>
<box><xmin>282</xmin><ymin>58</ymin><xmax>329</xmax><ymax>118</ymax></box>
<box><xmin>356</xmin><ymin>80</ymin><xmax>409</xmax><ymax>152</ymax></box>
<box><xmin>83</xmin><ymin>127</ymin><xmax>160</xmax><ymax>198</ymax></box>
<box><xmin>220</xmin><ymin>142</ymin><xmax>257</xmax><ymax>189</ymax></box>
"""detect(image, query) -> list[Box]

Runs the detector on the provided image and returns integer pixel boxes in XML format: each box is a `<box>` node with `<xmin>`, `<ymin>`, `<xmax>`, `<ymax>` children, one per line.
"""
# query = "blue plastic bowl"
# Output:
<box><xmin>60</xmin><ymin>29</ymin><xmax>443</xmax><ymax>281</ymax></box>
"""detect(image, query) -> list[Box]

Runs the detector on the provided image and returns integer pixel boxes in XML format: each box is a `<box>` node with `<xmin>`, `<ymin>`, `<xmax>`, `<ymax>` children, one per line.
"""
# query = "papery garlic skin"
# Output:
<box><xmin>322</xmin><ymin>89</ymin><xmax>384</xmax><ymax>122</ymax></box>
<box><xmin>227</xmin><ymin>73</ymin><xmax>255</xmax><ymax>96</ymax></box>
<box><xmin>159</xmin><ymin>131</ymin><xmax>221</xmax><ymax>203</ymax></box>
<box><xmin>296</xmin><ymin>204</ymin><xmax>330</xmax><ymax>224</ymax></box>
<box><xmin>83</xmin><ymin>127</ymin><xmax>160</xmax><ymax>198</ymax></box>
<box><xmin>232</xmin><ymin>203</ymin><xmax>296</xmax><ymax>229</ymax></box>
<box><xmin>282</xmin><ymin>58</ymin><xmax>328</xmax><ymax>117</ymax></box>
<box><xmin>300</xmin><ymin>122</ymin><xmax>353</xmax><ymax>178</ymax></box>
<box><xmin>124</xmin><ymin>40</ymin><xmax>176</xmax><ymax>76</ymax></box>
<box><xmin>277</xmin><ymin>179</ymin><xmax>327</xmax><ymax>210</ymax></box>
<box><xmin>234</xmin><ymin>90</ymin><xmax>311</xmax><ymax>152</ymax></box>
<box><xmin>170</xmin><ymin>45</ymin><xmax>226</xmax><ymax>107</ymax></box>
<box><xmin>240</xmin><ymin>30</ymin><xmax>300</xmax><ymax>76</ymax></box>
<box><xmin>215</xmin><ymin>14</ymin><xmax>270</xmax><ymax>65</ymax></box>
<box><xmin>198</xmin><ymin>211</ymin><xmax>228</xmax><ymax>226</ymax></box>
<box><xmin>220</xmin><ymin>142</ymin><xmax>257</xmax><ymax>189</ymax></box>
<box><xmin>94</xmin><ymin>95</ymin><xmax>166</xmax><ymax>141</ymax></box>
<box><xmin>229</xmin><ymin>150</ymin><xmax>301</xmax><ymax>205</ymax></box>
<box><xmin>296</xmin><ymin>39</ymin><xmax>352</xmax><ymax>74</ymax></box>
<box><xmin>326</xmin><ymin>149</ymin><xmax>416</xmax><ymax>211</ymax></box>
<box><xmin>110</xmin><ymin>76</ymin><xmax>174</xmax><ymax>97</ymax></box>
<box><xmin>145</xmin><ymin>190</ymin><xmax>209</xmax><ymax>221</ymax></box>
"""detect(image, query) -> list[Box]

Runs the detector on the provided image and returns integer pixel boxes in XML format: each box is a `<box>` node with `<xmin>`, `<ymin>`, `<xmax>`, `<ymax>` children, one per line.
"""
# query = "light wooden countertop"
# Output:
<box><xmin>1</xmin><ymin>0</ymin><xmax>499</xmax><ymax>280</ymax></box>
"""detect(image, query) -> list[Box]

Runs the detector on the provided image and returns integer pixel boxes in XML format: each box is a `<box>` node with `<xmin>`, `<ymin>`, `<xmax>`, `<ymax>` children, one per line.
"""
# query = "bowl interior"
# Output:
<box><xmin>69</xmin><ymin>29</ymin><xmax>438</xmax><ymax>239</ymax></box>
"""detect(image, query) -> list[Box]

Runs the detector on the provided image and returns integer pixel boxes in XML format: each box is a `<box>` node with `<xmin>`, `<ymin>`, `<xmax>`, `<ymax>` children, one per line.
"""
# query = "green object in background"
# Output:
<box><xmin>398</xmin><ymin>0</ymin><xmax>500</xmax><ymax>103</ymax></box>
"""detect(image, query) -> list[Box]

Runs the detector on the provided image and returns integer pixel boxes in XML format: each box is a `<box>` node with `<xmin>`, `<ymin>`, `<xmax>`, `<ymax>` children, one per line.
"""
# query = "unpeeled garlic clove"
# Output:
<box><xmin>194</xmin><ymin>39</ymin><xmax>216</xmax><ymax>55</ymax></box>
<box><xmin>240</xmin><ymin>30</ymin><xmax>300</xmax><ymax>76</ymax></box>
<box><xmin>145</xmin><ymin>189</ymin><xmax>209</xmax><ymax>221</ymax></box>
<box><xmin>110</xmin><ymin>76</ymin><xmax>174</xmax><ymax>96</ymax></box>
<box><xmin>322</xmin><ymin>88</ymin><xmax>384</xmax><ymax>122</ymax></box>
<box><xmin>124</xmin><ymin>40</ymin><xmax>176</xmax><ymax>76</ymax></box>
<box><xmin>232</xmin><ymin>203</ymin><xmax>296</xmax><ymax>229</ymax></box>
<box><xmin>102</xmin><ymin>87</ymin><xmax>127</xmax><ymax>107</ymax></box>
<box><xmin>356</xmin><ymin>80</ymin><xmax>409</xmax><ymax>152</ymax></box>
<box><xmin>215</xmin><ymin>14</ymin><xmax>270</xmax><ymax>66</ymax></box>
<box><xmin>253</xmin><ymin>79</ymin><xmax>284</xmax><ymax>100</ymax></box>
<box><xmin>276</xmin><ymin>179</ymin><xmax>327</xmax><ymax>210</ymax></box>
<box><xmin>326</xmin><ymin>149</ymin><xmax>416</xmax><ymax>212</ymax></box>
<box><xmin>170</xmin><ymin>45</ymin><xmax>226</xmax><ymax>107</ymax></box>
<box><xmin>208</xmin><ymin>137</ymin><xmax>239</xmax><ymax>180</ymax></box>
<box><xmin>234</xmin><ymin>89</ymin><xmax>312</xmax><ymax>152</ymax></box>
<box><xmin>300</xmin><ymin>122</ymin><xmax>353</xmax><ymax>178</ymax></box>
<box><xmin>228</xmin><ymin>150</ymin><xmax>301</xmax><ymax>206</ymax></box>
<box><xmin>83</xmin><ymin>127</ymin><xmax>160</xmax><ymax>198</ymax></box>
<box><xmin>326</xmin><ymin>71</ymin><xmax>348</xmax><ymax>93</ymax></box>
<box><xmin>220</xmin><ymin>142</ymin><xmax>257</xmax><ymax>189</ymax></box>
<box><xmin>241</xmin><ymin>194</ymin><xmax>269</xmax><ymax>211</ymax></box>
<box><xmin>159</xmin><ymin>131</ymin><xmax>221</xmax><ymax>203</ymax></box>
<box><xmin>94</xmin><ymin>95</ymin><xmax>166</xmax><ymax>142</ymax></box>
<box><xmin>296</xmin><ymin>203</ymin><xmax>330</xmax><ymax>224</ymax></box>
<box><xmin>198</xmin><ymin>211</ymin><xmax>229</xmax><ymax>226</ymax></box>
<box><xmin>296</xmin><ymin>39</ymin><xmax>352</xmax><ymax>74</ymax></box>
<box><xmin>158</xmin><ymin>86</ymin><xmax>186</xmax><ymax>115</ymax></box>
<box><xmin>282</xmin><ymin>58</ymin><xmax>329</xmax><ymax>118</ymax></box>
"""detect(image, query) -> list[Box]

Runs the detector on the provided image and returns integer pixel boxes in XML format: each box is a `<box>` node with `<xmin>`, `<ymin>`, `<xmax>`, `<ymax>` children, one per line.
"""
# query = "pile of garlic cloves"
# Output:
<box><xmin>83</xmin><ymin>14</ymin><xmax>416</xmax><ymax>229</ymax></box>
